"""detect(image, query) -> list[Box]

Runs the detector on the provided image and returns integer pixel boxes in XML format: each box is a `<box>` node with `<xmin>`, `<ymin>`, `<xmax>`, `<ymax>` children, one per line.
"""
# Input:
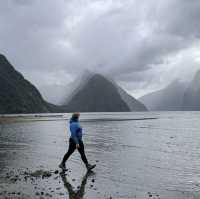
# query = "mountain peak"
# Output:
<box><xmin>0</xmin><ymin>53</ymin><xmax>6</xmax><ymax>59</ymax></box>
<box><xmin>88</xmin><ymin>73</ymin><xmax>109</xmax><ymax>82</ymax></box>
<box><xmin>62</xmin><ymin>73</ymin><xmax>147</xmax><ymax>112</ymax></box>
<box><xmin>0</xmin><ymin>54</ymin><xmax>11</xmax><ymax>67</ymax></box>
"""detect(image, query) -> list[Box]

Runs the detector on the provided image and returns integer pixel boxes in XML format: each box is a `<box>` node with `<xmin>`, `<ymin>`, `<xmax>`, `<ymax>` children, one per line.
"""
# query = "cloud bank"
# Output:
<box><xmin>1</xmin><ymin>0</ymin><xmax>200</xmax><ymax>101</ymax></box>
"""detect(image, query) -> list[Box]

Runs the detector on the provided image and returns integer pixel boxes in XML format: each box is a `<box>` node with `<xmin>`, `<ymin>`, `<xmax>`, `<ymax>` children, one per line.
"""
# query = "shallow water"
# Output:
<box><xmin>1</xmin><ymin>112</ymin><xmax>200</xmax><ymax>198</ymax></box>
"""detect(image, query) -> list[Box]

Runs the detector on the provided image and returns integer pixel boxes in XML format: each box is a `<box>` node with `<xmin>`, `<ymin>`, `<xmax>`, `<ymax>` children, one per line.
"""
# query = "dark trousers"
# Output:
<box><xmin>62</xmin><ymin>138</ymin><xmax>88</xmax><ymax>165</ymax></box>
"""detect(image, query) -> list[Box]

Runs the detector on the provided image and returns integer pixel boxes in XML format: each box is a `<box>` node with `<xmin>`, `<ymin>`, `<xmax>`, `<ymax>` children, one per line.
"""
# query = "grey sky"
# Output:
<box><xmin>1</xmin><ymin>0</ymin><xmax>200</xmax><ymax>102</ymax></box>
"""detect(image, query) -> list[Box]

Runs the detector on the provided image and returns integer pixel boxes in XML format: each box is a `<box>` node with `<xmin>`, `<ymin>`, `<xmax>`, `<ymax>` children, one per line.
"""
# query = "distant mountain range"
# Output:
<box><xmin>140</xmin><ymin>70</ymin><xmax>200</xmax><ymax>111</ymax></box>
<box><xmin>2</xmin><ymin>52</ymin><xmax>200</xmax><ymax>113</ymax></box>
<box><xmin>139</xmin><ymin>80</ymin><xmax>187</xmax><ymax>111</ymax></box>
<box><xmin>0</xmin><ymin>54</ymin><xmax>147</xmax><ymax>113</ymax></box>
<box><xmin>2</xmin><ymin>53</ymin><xmax>200</xmax><ymax>113</ymax></box>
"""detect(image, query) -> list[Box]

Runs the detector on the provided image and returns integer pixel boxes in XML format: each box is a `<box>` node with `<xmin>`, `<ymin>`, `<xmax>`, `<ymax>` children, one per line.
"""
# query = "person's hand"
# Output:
<box><xmin>76</xmin><ymin>144</ymin><xmax>80</xmax><ymax>149</ymax></box>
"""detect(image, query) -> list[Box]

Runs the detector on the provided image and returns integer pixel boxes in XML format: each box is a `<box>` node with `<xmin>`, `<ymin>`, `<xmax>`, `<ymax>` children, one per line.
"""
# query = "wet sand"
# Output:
<box><xmin>1</xmin><ymin>112</ymin><xmax>200</xmax><ymax>198</ymax></box>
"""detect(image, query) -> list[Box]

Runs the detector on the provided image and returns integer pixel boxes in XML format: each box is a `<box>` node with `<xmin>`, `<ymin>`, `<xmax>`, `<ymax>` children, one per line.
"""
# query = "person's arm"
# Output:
<box><xmin>75</xmin><ymin>123</ymin><xmax>82</xmax><ymax>148</ymax></box>
<box><xmin>71</xmin><ymin>134</ymin><xmax>79</xmax><ymax>145</ymax></box>
<box><xmin>70</xmin><ymin>123</ymin><xmax>82</xmax><ymax>148</ymax></box>
<box><xmin>70</xmin><ymin>123</ymin><xmax>80</xmax><ymax>145</ymax></box>
<box><xmin>76</xmin><ymin>123</ymin><xmax>82</xmax><ymax>137</ymax></box>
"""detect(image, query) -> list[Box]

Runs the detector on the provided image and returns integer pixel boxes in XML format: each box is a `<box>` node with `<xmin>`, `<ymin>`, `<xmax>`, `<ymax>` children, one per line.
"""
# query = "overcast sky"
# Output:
<box><xmin>1</xmin><ymin>0</ymin><xmax>200</xmax><ymax>102</ymax></box>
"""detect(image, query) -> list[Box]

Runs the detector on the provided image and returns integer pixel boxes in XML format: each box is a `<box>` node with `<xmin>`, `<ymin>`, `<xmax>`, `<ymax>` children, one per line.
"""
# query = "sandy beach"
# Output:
<box><xmin>1</xmin><ymin>112</ymin><xmax>200</xmax><ymax>199</ymax></box>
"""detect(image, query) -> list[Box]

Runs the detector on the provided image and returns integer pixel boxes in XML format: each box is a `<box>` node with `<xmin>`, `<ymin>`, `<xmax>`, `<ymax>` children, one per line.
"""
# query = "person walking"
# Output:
<box><xmin>59</xmin><ymin>112</ymin><xmax>96</xmax><ymax>171</ymax></box>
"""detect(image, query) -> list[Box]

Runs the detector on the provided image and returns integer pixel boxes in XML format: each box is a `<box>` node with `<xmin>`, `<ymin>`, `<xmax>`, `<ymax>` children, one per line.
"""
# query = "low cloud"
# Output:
<box><xmin>0</xmin><ymin>0</ymin><xmax>200</xmax><ymax>101</ymax></box>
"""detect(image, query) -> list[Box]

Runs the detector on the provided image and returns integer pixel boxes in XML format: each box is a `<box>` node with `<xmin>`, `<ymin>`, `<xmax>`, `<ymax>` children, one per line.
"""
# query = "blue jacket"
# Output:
<box><xmin>69</xmin><ymin>118</ymin><xmax>82</xmax><ymax>144</ymax></box>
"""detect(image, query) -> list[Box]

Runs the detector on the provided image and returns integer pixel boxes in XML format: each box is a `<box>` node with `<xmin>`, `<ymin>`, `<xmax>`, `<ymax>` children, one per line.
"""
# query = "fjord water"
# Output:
<box><xmin>0</xmin><ymin>112</ymin><xmax>200</xmax><ymax>198</ymax></box>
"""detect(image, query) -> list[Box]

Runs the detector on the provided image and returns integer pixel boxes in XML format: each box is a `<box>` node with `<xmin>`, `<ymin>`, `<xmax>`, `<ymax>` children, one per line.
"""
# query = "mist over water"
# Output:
<box><xmin>0</xmin><ymin>112</ymin><xmax>200</xmax><ymax>198</ymax></box>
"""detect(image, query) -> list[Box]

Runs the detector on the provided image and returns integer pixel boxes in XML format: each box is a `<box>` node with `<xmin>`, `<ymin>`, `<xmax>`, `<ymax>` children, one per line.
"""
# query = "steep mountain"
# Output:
<box><xmin>0</xmin><ymin>54</ymin><xmax>61</xmax><ymax>114</ymax></box>
<box><xmin>61</xmin><ymin>70</ymin><xmax>93</xmax><ymax>105</ymax></box>
<box><xmin>139</xmin><ymin>80</ymin><xmax>187</xmax><ymax>111</ymax></box>
<box><xmin>117</xmin><ymin>86</ymin><xmax>147</xmax><ymax>111</ymax></box>
<box><xmin>62</xmin><ymin>74</ymin><xmax>147</xmax><ymax>112</ymax></box>
<box><xmin>182</xmin><ymin>70</ymin><xmax>200</xmax><ymax>110</ymax></box>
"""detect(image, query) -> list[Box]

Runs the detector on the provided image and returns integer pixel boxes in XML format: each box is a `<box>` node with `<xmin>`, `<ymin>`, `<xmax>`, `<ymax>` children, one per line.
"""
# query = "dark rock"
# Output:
<box><xmin>54</xmin><ymin>170</ymin><xmax>59</xmax><ymax>174</ymax></box>
<box><xmin>35</xmin><ymin>192</ymin><xmax>40</xmax><ymax>196</ymax></box>
<box><xmin>148</xmin><ymin>192</ymin><xmax>153</xmax><ymax>197</ymax></box>
<box><xmin>42</xmin><ymin>173</ymin><xmax>51</xmax><ymax>178</ymax></box>
<box><xmin>10</xmin><ymin>177</ymin><xmax>18</xmax><ymax>182</ymax></box>
<box><xmin>29</xmin><ymin>170</ymin><xmax>52</xmax><ymax>178</ymax></box>
<box><xmin>54</xmin><ymin>176</ymin><xmax>59</xmax><ymax>180</ymax></box>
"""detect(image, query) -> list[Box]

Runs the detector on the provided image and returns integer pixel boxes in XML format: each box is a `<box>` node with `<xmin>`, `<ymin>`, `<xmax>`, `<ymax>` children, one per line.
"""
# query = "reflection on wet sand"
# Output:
<box><xmin>60</xmin><ymin>171</ymin><xmax>95</xmax><ymax>199</ymax></box>
<box><xmin>1</xmin><ymin>112</ymin><xmax>200</xmax><ymax>198</ymax></box>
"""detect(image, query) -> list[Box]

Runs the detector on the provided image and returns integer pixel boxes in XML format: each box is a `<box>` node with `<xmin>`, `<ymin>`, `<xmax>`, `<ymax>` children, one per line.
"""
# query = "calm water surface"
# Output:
<box><xmin>0</xmin><ymin>112</ymin><xmax>200</xmax><ymax>199</ymax></box>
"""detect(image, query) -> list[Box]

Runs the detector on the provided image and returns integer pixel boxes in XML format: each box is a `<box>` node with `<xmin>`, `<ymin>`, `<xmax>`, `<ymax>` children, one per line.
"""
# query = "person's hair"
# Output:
<box><xmin>71</xmin><ymin>112</ymin><xmax>80</xmax><ymax>120</ymax></box>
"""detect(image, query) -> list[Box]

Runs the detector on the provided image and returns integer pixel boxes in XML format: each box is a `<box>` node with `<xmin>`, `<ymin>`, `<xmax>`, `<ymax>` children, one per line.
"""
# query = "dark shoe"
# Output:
<box><xmin>59</xmin><ymin>163</ymin><xmax>67</xmax><ymax>171</ymax></box>
<box><xmin>86</xmin><ymin>163</ymin><xmax>96</xmax><ymax>171</ymax></box>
